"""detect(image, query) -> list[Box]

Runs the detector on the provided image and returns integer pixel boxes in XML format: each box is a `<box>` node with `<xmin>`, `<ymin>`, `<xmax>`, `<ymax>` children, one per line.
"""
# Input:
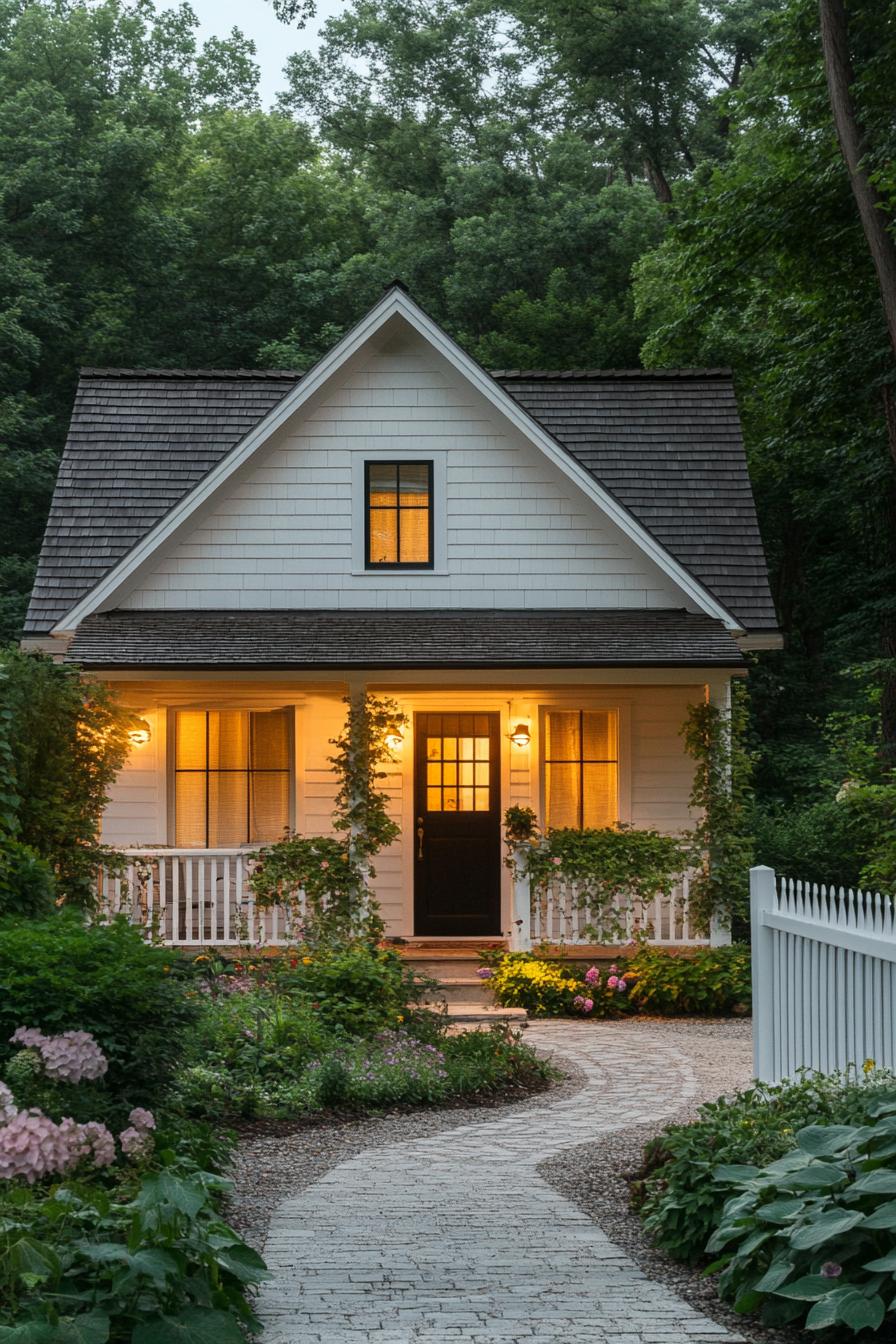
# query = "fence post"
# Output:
<box><xmin>709</xmin><ymin>913</ymin><xmax>732</xmax><ymax>947</ymax></box>
<box><xmin>510</xmin><ymin>846</ymin><xmax>532</xmax><ymax>952</ymax></box>
<box><xmin>751</xmin><ymin>864</ymin><xmax>777</xmax><ymax>1082</ymax></box>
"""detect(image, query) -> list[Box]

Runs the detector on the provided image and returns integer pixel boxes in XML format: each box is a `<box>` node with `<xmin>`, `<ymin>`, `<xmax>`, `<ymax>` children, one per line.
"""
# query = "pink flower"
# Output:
<box><xmin>821</xmin><ymin>1262</ymin><xmax>842</xmax><ymax>1279</ymax></box>
<box><xmin>552</xmin><ymin>856</ymin><xmax>562</xmax><ymax>866</ymax></box>
<box><xmin>119</xmin><ymin>1126</ymin><xmax>153</xmax><ymax>1160</ymax></box>
<box><xmin>320</xmin><ymin>860</ymin><xmax>330</xmax><ymax>870</ymax></box>
<box><xmin>583</xmin><ymin>998</ymin><xmax>594</xmax><ymax>1013</ymax></box>
<box><xmin>10</xmin><ymin>1028</ymin><xmax>45</xmax><ymax>1049</ymax></box>
<box><xmin>127</xmin><ymin>1107</ymin><xmax>155</xmax><ymax>1133</ymax></box>
<box><xmin>607</xmin><ymin>975</ymin><xmax>619</xmax><ymax>989</ymax></box>
<box><xmin>609</xmin><ymin>964</ymin><xmax>618</xmax><ymax>974</ymax></box>
<box><xmin>11</xmin><ymin>1027</ymin><xmax>107</xmax><ymax>1084</ymax></box>
<box><xmin>584</xmin><ymin>967</ymin><xmax>600</xmax><ymax>984</ymax></box>
<box><xmin>0</xmin><ymin>1083</ymin><xmax>17</xmax><ymax>1124</ymax></box>
<box><xmin>572</xmin><ymin>995</ymin><xmax>585</xmax><ymax>1009</ymax></box>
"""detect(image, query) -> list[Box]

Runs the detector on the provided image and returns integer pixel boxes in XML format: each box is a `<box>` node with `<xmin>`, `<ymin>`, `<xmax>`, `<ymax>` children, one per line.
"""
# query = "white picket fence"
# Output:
<box><xmin>98</xmin><ymin>850</ymin><xmax>298</xmax><ymax>946</ymax></box>
<box><xmin>751</xmin><ymin>865</ymin><xmax>896</xmax><ymax>1082</ymax></box>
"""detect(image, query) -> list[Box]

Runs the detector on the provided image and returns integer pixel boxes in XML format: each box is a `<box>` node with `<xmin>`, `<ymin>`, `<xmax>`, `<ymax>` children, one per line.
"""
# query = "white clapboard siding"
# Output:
<box><xmin>119</xmin><ymin>332</ymin><xmax>685</xmax><ymax>613</ymax></box>
<box><xmin>751</xmin><ymin>865</ymin><xmax>896</xmax><ymax>1082</ymax></box>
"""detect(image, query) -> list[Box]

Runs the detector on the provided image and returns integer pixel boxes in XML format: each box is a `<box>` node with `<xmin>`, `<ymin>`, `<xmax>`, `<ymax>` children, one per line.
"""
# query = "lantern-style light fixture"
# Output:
<box><xmin>128</xmin><ymin>718</ymin><xmax>152</xmax><ymax>748</ymax></box>
<box><xmin>384</xmin><ymin>724</ymin><xmax>404</xmax><ymax>752</ymax></box>
<box><xmin>508</xmin><ymin>722</ymin><xmax>531</xmax><ymax>748</ymax></box>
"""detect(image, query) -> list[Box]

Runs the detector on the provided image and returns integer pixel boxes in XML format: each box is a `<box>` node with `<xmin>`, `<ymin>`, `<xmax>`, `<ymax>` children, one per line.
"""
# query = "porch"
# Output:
<box><xmin>98</xmin><ymin>847</ymin><xmax>725</xmax><ymax>950</ymax></box>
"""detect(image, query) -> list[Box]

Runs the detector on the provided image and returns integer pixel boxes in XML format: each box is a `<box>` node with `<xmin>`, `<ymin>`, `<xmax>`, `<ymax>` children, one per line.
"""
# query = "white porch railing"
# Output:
<box><xmin>751</xmin><ymin>865</ymin><xmax>896</xmax><ymax>1083</ymax></box>
<box><xmin>510</xmin><ymin>854</ymin><xmax>727</xmax><ymax>951</ymax></box>
<box><xmin>98</xmin><ymin>850</ymin><xmax>297</xmax><ymax>946</ymax></box>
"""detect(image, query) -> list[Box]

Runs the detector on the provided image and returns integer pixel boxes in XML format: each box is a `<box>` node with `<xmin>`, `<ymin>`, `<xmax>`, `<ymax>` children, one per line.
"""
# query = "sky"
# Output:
<box><xmin>184</xmin><ymin>0</ymin><xmax>344</xmax><ymax>106</ymax></box>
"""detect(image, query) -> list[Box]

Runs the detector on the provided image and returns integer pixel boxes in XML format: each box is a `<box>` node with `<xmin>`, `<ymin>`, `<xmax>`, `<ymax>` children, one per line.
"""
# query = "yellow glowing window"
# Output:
<box><xmin>425</xmin><ymin>714</ymin><xmax>491</xmax><ymax>812</ymax></box>
<box><xmin>544</xmin><ymin>710</ymin><xmax>618</xmax><ymax>830</ymax></box>
<box><xmin>365</xmin><ymin>461</ymin><xmax>433</xmax><ymax>568</ymax></box>
<box><xmin>174</xmin><ymin>709</ymin><xmax>291</xmax><ymax>847</ymax></box>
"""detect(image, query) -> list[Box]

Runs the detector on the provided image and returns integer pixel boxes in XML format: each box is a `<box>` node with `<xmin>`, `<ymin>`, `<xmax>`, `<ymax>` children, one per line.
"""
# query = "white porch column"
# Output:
<box><xmin>510</xmin><ymin>845</ymin><xmax>532</xmax><ymax>952</ymax></box>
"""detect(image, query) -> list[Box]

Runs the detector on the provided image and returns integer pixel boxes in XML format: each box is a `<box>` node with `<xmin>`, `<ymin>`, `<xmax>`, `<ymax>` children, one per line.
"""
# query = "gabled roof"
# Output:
<box><xmin>25</xmin><ymin>286</ymin><xmax>777</xmax><ymax>636</ymax></box>
<box><xmin>65</xmin><ymin>609</ymin><xmax>745</xmax><ymax>669</ymax></box>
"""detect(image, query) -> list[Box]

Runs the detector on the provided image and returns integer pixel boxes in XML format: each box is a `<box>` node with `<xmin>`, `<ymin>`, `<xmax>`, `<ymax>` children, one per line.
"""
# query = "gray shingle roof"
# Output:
<box><xmin>65</xmin><ymin>609</ymin><xmax>745</xmax><ymax>669</ymax></box>
<box><xmin>25</xmin><ymin>364</ymin><xmax>777</xmax><ymax>635</ymax></box>
<box><xmin>494</xmin><ymin>371</ymin><xmax>775</xmax><ymax>631</ymax></box>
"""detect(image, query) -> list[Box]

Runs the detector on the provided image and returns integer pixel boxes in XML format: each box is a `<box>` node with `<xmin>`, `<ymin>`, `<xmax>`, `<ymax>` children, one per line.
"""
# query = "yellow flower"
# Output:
<box><xmin>864</xmin><ymin>1057</ymin><xmax>876</xmax><ymax>1075</ymax></box>
<box><xmin>396</xmin><ymin>1014</ymin><xmax>404</xmax><ymax>1022</ymax></box>
<box><xmin>162</xmin><ymin>964</ymin><xmax>171</xmax><ymax>974</ymax></box>
<box><xmin>194</xmin><ymin>955</ymin><xmax>209</xmax><ymax>964</ymax></box>
<box><xmin>302</xmin><ymin>956</ymin><xmax>313</xmax><ymax>965</ymax></box>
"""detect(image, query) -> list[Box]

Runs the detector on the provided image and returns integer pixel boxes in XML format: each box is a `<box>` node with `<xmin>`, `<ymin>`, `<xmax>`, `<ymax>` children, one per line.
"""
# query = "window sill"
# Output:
<box><xmin>350</xmin><ymin>568</ymin><xmax>450</xmax><ymax>578</ymax></box>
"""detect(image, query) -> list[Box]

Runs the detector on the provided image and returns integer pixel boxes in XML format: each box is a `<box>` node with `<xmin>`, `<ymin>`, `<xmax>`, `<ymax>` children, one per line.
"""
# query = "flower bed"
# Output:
<box><xmin>482</xmin><ymin>944</ymin><xmax>751</xmax><ymax>1019</ymax></box>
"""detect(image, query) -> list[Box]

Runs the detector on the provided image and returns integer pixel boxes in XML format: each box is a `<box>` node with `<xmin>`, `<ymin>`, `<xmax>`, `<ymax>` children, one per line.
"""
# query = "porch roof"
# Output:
<box><xmin>65</xmin><ymin>608</ymin><xmax>745</xmax><ymax>669</ymax></box>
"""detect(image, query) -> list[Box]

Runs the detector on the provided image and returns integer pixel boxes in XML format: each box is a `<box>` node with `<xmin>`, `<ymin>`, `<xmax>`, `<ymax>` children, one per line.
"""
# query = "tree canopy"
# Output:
<box><xmin>1</xmin><ymin>0</ymin><xmax>895</xmax><ymax>875</ymax></box>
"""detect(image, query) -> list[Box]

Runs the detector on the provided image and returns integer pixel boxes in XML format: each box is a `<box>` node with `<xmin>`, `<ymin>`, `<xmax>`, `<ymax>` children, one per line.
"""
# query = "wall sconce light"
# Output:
<box><xmin>384</xmin><ymin>726</ymin><xmax>404</xmax><ymax>752</ymax></box>
<box><xmin>508</xmin><ymin>722</ymin><xmax>531</xmax><ymax>748</ymax></box>
<box><xmin>128</xmin><ymin>718</ymin><xmax>152</xmax><ymax>748</ymax></box>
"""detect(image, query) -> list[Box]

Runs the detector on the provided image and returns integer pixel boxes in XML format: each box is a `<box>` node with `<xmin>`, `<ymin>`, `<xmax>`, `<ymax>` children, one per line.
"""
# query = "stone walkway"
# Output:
<box><xmin>256</xmin><ymin>1023</ymin><xmax>743</xmax><ymax>1343</ymax></box>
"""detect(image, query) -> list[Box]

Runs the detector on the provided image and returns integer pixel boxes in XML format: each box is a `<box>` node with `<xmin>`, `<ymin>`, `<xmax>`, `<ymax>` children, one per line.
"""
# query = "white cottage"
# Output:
<box><xmin>23</xmin><ymin>284</ymin><xmax>779</xmax><ymax>946</ymax></box>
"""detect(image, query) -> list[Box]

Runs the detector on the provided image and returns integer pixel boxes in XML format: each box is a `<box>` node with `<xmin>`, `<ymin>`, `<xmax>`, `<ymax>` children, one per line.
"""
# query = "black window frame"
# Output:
<box><xmin>173</xmin><ymin>709</ymin><xmax>292</xmax><ymax>849</ymax></box>
<box><xmin>364</xmin><ymin>459</ymin><xmax>435</xmax><ymax>570</ymax></box>
<box><xmin>543</xmin><ymin>708</ymin><xmax>619</xmax><ymax>830</ymax></box>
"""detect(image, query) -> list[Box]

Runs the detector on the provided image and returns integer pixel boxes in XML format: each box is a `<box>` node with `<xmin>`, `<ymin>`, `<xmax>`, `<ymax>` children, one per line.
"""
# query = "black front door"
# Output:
<box><xmin>413</xmin><ymin>712</ymin><xmax>501</xmax><ymax>937</ymax></box>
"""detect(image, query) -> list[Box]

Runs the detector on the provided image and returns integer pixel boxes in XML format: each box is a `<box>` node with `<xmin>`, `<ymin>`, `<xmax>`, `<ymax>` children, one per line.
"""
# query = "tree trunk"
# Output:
<box><xmin>820</xmin><ymin>0</ymin><xmax>896</xmax><ymax>763</ymax></box>
<box><xmin>643</xmin><ymin>156</ymin><xmax>673</xmax><ymax>204</ymax></box>
<box><xmin>819</xmin><ymin>0</ymin><xmax>896</xmax><ymax>462</ymax></box>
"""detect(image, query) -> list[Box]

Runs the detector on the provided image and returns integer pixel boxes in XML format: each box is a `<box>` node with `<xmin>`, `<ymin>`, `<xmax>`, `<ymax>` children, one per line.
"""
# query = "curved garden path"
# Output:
<box><xmin>256</xmin><ymin>1022</ymin><xmax>744</xmax><ymax>1343</ymax></box>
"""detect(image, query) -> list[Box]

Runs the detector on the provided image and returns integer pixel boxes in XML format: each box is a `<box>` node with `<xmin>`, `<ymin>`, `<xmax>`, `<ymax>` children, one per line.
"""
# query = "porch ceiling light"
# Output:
<box><xmin>128</xmin><ymin>718</ymin><xmax>151</xmax><ymax>748</ymax></box>
<box><xmin>508</xmin><ymin>722</ymin><xmax>530</xmax><ymax>748</ymax></box>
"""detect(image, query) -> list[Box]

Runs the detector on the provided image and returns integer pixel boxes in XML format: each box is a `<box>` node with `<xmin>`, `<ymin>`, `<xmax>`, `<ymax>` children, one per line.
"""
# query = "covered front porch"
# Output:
<box><xmin>95</xmin><ymin>660</ymin><xmax>735</xmax><ymax>952</ymax></box>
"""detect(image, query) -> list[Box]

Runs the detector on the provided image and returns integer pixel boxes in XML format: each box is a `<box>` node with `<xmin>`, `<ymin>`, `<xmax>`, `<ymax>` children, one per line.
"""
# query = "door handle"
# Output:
<box><xmin>416</xmin><ymin>817</ymin><xmax>424</xmax><ymax>860</ymax></box>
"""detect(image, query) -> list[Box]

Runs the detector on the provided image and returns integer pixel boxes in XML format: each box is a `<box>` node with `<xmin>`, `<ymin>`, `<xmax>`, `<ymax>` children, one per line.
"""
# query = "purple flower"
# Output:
<box><xmin>0</xmin><ymin>1083</ymin><xmax>17</xmax><ymax>1125</ymax></box>
<box><xmin>617</xmin><ymin>979</ymin><xmax>628</xmax><ymax>993</ymax></box>
<box><xmin>476</xmin><ymin>967</ymin><xmax>493</xmax><ymax>979</ymax></box>
<box><xmin>820</xmin><ymin>1262</ymin><xmax>842</xmax><ymax>1279</ymax></box>
<box><xmin>11</xmin><ymin>1027</ymin><xmax>108</xmax><ymax>1084</ymax></box>
<box><xmin>572</xmin><ymin>995</ymin><xmax>585</xmax><ymax>1009</ymax></box>
<box><xmin>119</xmin><ymin>1126</ymin><xmax>153</xmax><ymax>1160</ymax></box>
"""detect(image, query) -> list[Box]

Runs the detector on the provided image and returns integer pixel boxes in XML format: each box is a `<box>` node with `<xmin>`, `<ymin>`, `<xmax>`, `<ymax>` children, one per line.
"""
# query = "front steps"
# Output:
<box><xmin>390</xmin><ymin>939</ymin><xmax>527</xmax><ymax>1028</ymax></box>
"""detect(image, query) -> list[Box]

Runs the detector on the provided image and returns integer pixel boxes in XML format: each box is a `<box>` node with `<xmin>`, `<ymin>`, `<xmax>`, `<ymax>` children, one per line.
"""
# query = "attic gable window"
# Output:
<box><xmin>365</xmin><ymin>461</ymin><xmax>433</xmax><ymax>569</ymax></box>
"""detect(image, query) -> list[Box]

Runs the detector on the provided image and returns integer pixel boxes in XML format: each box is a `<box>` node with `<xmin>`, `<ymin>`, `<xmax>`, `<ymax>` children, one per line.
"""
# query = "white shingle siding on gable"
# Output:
<box><xmin>118</xmin><ymin>334</ymin><xmax>688</xmax><ymax>613</ymax></box>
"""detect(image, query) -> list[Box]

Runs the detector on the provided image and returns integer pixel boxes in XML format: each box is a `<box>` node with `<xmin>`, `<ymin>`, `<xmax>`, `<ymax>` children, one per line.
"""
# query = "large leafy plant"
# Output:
<box><xmin>0</xmin><ymin>1163</ymin><xmax>267</xmax><ymax>1342</ymax></box>
<box><xmin>624</xmin><ymin>943</ymin><xmax>751</xmax><ymax>1016</ymax></box>
<box><xmin>708</xmin><ymin>1097</ymin><xmax>896</xmax><ymax>1333</ymax></box>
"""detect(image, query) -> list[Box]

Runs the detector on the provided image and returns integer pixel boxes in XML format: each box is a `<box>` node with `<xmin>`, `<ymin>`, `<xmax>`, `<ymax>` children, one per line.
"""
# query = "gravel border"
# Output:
<box><xmin>538</xmin><ymin>1018</ymin><xmax>806</xmax><ymax>1344</ymax></box>
<box><xmin>226</xmin><ymin>1059</ymin><xmax>586</xmax><ymax>1251</ymax></box>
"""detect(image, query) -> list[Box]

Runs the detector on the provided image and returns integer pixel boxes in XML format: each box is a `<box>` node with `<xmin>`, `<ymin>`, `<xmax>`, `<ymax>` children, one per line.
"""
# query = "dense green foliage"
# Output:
<box><xmin>0</xmin><ymin>914</ymin><xmax>198</xmax><ymax>1119</ymax></box>
<box><xmin>173</xmin><ymin>945</ymin><xmax>553</xmax><ymax>1120</ymax></box>
<box><xmin>0</xmin><ymin>1162</ymin><xmax>266</xmax><ymax>1342</ymax></box>
<box><xmin>707</xmin><ymin>1100</ymin><xmax>896</xmax><ymax>1333</ymax></box>
<box><xmin>0</xmin><ymin>649</ymin><xmax>131</xmax><ymax>910</ymax></box>
<box><xmin>636</xmin><ymin>1068</ymin><xmax>896</xmax><ymax>1264</ymax></box>
<box><xmin>624</xmin><ymin>944</ymin><xmax>752</xmax><ymax>1016</ymax></box>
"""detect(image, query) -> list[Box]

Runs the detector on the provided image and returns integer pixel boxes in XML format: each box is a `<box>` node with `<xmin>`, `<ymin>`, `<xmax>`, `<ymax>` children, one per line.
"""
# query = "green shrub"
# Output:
<box><xmin>0</xmin><ymin>914</ymin><xmax>197</xmax><ymax>1118</ymax></box>
<box><xmin>638</xmin><ymin>1069</ymin><xmax>896</xmax><ymax>1264</ymax></box>
<box><xmin>441</xmin><ymin>1025</ymin><xmax>556</xmax><ymax>1097</ymax></box>
<box><xmin>0</xmin><ymin>648</ymin><xmax>132</xmax><ymax>907</ymax></box>
<box><xmin>707</xmin><ymin>1097</ymin><xmax>896</xmax><ymax>1333</ymax></box>
<box><xmin>272</xmin><ymin>943</ymin><xmax>425</xmax><ymax>1036</ymax></box>
<box><xmin>753</xmin><ymin>798</ymin><xmax>868</xmax><ymax>889</ymax></box>
<box><xmin>0</xmin><ymin>841</ymin><xmax>55</xmax><ymax>918</ymax></box>
<box><xmin>0</xmin><ymin>1159</ymin><xmax>266</xmax><ymax>1341</ymax></box>
<box><xmin>625</xmin><ymin>944</ymin><xmax>752</xmax><ymax>1016</ymax></box>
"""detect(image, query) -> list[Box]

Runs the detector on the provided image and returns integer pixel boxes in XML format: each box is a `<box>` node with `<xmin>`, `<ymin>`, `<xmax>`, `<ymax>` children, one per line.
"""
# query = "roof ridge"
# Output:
<box><xmin>78</xmin><ymin>367</ymin><xmax>303</xmax><ymax>380</ymax></box>
<box><xmin>492</xmin><ymin>367</ymin><xmax>733</xmax><ymax>379</ymax></box>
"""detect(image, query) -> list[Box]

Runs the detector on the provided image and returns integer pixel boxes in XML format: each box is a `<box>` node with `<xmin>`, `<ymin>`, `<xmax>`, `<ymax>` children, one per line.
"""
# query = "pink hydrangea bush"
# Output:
<box><xmin>0</xmin><ymin>1110</ymin><xmax>116</xmax><ymax>1184</ymax></box>
<box><xmin>10</xmin><ymin>1027</ymin><xmax>108</xmax><ymax>1083</ymax></box>
<box><xmin>118</xmin><ymin>1106</ymin><xmax>157</xmax><ymax>1162</ymax></box>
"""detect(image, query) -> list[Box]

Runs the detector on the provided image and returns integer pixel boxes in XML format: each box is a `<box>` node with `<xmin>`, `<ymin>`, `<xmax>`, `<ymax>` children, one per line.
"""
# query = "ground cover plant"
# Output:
<box><xmin>707</xmin><ymin>1095</ymin><xmax>896</xmax><ymax>1334</ymax></box>
<box><xmin>636</xmin><ymin>1067</ymin><xmax>896</xmax><ymax>1268</ymax></box>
